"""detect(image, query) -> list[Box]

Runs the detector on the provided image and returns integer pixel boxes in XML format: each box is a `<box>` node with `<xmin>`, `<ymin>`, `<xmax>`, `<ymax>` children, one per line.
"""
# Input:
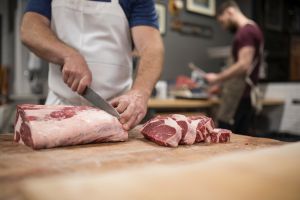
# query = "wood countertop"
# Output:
<box><xmin>148</xmin><ymin>98</ymin><xmax>284</xmax><ymax>109</ymax></box>
<box><xmin>0</xmin><ymin>129</ymin><xmax>284</xmax><ymax>200</ymax></box>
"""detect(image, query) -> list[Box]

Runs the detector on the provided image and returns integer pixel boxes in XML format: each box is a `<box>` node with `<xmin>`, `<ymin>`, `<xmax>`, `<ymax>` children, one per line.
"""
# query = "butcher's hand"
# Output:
<box><xmin>62</xmin><ymin>52</ymin><xmax>92</xmax><ymax>94</ymax></box>
<box><xmin>207</xmin><ymin>84</ymin><xmax>221</xmax><ymax>95</ymax></box>
<box><xmin>110</xmin><ymin>90</ymin><xmax>149</xmax><ymax>131</ymax></box>
<box><xmin>204</xmin><ymin>73</ymin><xmax>220</xmax><ymax>85</ymax></box>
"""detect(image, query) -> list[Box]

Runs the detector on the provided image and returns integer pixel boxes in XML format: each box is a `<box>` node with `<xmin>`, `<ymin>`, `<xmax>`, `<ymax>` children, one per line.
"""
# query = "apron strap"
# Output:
<box><xmin>245</xmin><ymin>44</ymin><xmax>264</xmax><ymax>113</ymax></box>
<box><xmin>245</xmin><ymin>44</ymin><xmax>264</xmax><ymax>88</ymax></box>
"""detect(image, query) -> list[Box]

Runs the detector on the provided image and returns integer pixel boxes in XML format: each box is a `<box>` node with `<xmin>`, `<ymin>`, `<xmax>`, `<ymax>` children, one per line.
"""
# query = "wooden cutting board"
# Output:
<box><xmin>20</xmin><ymin>142</ymin><xmax>300</xmax><ymax>200</ymax></box>
<box><xmin>0</xmin><ymin>128</ymin><xmax>284</xmax><ymax>200</ymax></box>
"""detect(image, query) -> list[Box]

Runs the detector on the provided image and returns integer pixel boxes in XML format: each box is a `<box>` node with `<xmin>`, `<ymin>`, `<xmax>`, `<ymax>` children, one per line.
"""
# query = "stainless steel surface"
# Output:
<box><xmin>82</xmin><ymin>87</ymin><xmax>120</xmax><ymax>118</ymax></box>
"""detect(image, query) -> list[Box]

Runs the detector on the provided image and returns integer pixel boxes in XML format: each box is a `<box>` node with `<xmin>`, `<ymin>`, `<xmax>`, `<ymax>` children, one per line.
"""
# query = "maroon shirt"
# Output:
<box><xmin>232</xmin><ymin>23</ymin><xmax>264</xmax><ymax>98</ymax></box>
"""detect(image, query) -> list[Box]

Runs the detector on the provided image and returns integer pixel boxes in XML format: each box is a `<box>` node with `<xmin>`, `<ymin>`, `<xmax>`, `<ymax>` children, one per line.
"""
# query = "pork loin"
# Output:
<box><xmin>14</xmin><ymin>104</ymin><xmax>128</xmax><ymax>149</ymax></box>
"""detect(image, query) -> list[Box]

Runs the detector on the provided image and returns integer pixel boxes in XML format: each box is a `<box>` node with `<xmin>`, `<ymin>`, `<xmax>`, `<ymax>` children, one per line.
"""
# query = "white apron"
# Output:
<box><xmin>46</xmin><ymin>0</ymin><xmax>133</xmax><ymax>105</ymax></box>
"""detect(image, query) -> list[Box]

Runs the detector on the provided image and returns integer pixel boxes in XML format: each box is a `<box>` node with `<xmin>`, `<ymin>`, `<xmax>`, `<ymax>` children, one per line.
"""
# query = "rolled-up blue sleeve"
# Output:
<box><xmin>25</xmin><ymin>0</ymin><xmax>52</xmax><ymax>20</ymax></box>
<box><xmin>129</xmin><ymin>0</ymin><xmax>159</xmax><ymax>29</ymax></box>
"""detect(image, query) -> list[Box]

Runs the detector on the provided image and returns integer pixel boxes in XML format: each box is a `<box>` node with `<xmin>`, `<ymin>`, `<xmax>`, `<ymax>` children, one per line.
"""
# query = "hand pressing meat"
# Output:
<box><xmin>14</xmin><ymin>104</ymin><xmax>128</xmax><ymax>150</ymax></box>
<box><xmin>141</xmin><ymin>114</ymin><xmax>231</xmax><ymax>147</ymax></box>
<box><xmin>110</xmin><ymin>89</ymin><xmax>148</xmax><ymax>131</ymax></box>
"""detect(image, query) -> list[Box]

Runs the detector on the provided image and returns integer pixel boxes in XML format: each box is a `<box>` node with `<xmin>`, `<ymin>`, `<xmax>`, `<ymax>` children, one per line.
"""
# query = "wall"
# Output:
<box><xmin>159</xmin><ymin>0</ymin><xmax>252</xmax><ymax>80</ymax></box>
<box><xmin>0</xmin><ymin>0</ymin><xmax>14</xmax><ymax>67</ymax></box>
<box><xmin>14</xmin><ymin>0</ymin><xmax>32</xmax><ymax>96</ymax></box>
<box><xmin>1</xmin><ymin>0</ymin><xmax>47</xmax><ymax>96</ymax></box>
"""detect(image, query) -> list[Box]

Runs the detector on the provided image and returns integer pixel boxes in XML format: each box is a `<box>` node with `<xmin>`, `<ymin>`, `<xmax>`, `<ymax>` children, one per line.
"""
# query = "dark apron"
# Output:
<box><xmin>217</xmin><ymin>75</ymin><xmax>247</xmax><ymax>125</ymax></box>
<box><xmin>217</xmin><ymin>45</ymin><xmax>263</xmax><ymax>124</ymax></box>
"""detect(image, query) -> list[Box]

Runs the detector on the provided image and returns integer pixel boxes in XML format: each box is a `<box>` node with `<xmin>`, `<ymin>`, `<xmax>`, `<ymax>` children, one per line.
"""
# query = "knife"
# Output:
<box><xmin>188</xmin><ymin>62</ymin><xmax>209</xmax><ymax>87</ymax></box>
<box><xmin>188</xmin><ymin>62</ymin><xmax>207</xmax><ymax>77</ymax></box>
<box><xmin>82</xmin><ymin>87</ymin><xmax>120</xmax><ymax>119</ymax></box>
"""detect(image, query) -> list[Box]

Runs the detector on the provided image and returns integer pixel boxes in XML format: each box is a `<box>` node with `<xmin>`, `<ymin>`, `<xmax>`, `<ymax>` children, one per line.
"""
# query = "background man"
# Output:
<box><xmin>205</xmin><ymin>0</ymin><xmax>264</xmax><ymax>134</ymax></box>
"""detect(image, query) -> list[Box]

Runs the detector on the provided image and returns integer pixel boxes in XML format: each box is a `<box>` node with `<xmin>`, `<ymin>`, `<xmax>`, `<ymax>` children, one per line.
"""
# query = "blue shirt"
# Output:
<box><xmin>25</xmin><ymin>0</ymin><xmax>158</xmax><ymax>29</ymax></box>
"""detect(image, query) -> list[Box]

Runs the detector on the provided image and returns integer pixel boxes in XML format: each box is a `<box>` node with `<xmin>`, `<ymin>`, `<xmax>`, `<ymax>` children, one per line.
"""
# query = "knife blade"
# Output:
<box><xmin>188</xmin><ymin>62</ymin><xmax>209</xmax><ymax>88</ymax></box>
<box><xmin>188</xmin><ymin>62</ymin><xmax>207</xmax><ymax>77</ymax></box>
<box><xmin>82</xmin><ymin>87</ymin><xmax>120</xmax><ymax>119</ymax></box>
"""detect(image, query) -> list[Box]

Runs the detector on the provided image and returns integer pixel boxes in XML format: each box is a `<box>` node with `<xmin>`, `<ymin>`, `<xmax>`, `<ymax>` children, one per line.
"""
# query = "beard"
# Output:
<box><xmin>226</xmin><ymin>21</ymin><xmax>238</xmax><ymax>34</ymax></box>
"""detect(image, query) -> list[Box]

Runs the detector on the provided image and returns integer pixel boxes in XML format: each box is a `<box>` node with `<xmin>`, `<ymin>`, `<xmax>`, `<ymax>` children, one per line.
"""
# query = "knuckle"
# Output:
<box><xmin>71</xmin><ymin>86</ymin><xmax>76</xmax><ymax>92</ymax></box>
<box><xmin>137</xmin><ymin>104</ymin><xmax>144</xmax><ymax>110</ymax></box>
<box><xmin>77</xmin><ymin>87</ymin><xmax>84</xmax><ymax>94</ymax></box>
<box><xmin>77</xmin><ymin>89</ymin><xmax>82</xmax><ymax>94</ymax></box>
<box><xmin>73</xmin><ymin>71</ymin><xmax>80</xmax><ymax>77</ymax></box>
<box><xmin>80</xmin><ymin>81</ymin><xmax>86</xmax><ymax>87</ymax></box>
<box><xmin>79</xmin><ymin>79</ymin><xmax>87</xmax><ymax>86</ymax></box>
<box><xmin>120</xmin><ymin>99</ymin><xmax>129</xmax><ymax>106</ymax></box>
<box><xmin>62</xmin><ymin>67</ymin><xmax>67</xmax><ymax>73</ymax></box>
<box><xmin>83</xmin><ymin>81</ymin><xmax>89</xmax><ymax>87</ymax></box>
<box><xmin>82</xmin><ymin>77</ymin><xmax>91</xmax><ymax>86</ymax></box>
<box><xmin>136</xmin><ymin>104</ymin><xmax>145</xmax><ymax>113</ymax></box>
<box><xmin>64</xmin><ymin>69</ymin><xmax>71</xmax><ymax>74</ymax></box>
<box><xmin>78</xmin><ymin>82</ymin><xmax>85</xmax><ymax>89</ymax></box>
<box><xmin>67</xmin><ymin>79</ymin><xmax>73</xmax><ymax>85</ymax></box>
<box><xmin>125</xmin><ymin>121</ymin><xmax>132</xmax><ymax>127</ymax></box>
<box><xmin>121</xmin><ymin>113</ymin><xmax>130</xmax><ymax>121</ymax></box>
<box><xmin>63</xmin><ymin>73</ymin><xmax>68</xmax><ymax>79</ymax></box>
<box><xmin>86</xmin><ymin>77</ymin><xmax>92</xmax><ymax>83</ymax></box>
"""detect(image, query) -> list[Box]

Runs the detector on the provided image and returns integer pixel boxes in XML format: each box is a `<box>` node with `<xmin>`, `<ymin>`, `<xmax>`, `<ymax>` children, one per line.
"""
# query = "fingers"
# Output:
<box><xmin>61</xmin><ymin>54</ymin><xmax>92</xmax><ymax>94</ymax></box>
<box><xmin>71</xmin><ymin>79</ymin><xmax>80</xmax><ymax>92</ymax></box>
<box><xmin>120</xmin><ymin>102</ymin><xmax>135</xmax><ymax>130</ymax></box>
<box><xmin>115</xmin><ymin>100</ymin><xmax>129</xmax><ymax>114</ymax></box>
<box><xmin>77</xmin><ymin>75</ymin><xmax>91</xmax><ymax>94</ymax></box>
<box><xmin>110</xmin><ymin>96</ymin><xmax>131</xmax><ymax>114</ymax></box>
<box><xmin>122</xmin><ymin>114</ymin><xmax>137</xmax><ymax>131</ymax></box>
<box><xmin>62</xmin><ymin>69</ymin><xmax>70</xmax><ymax>84</ymax></box>
<box><xmin>110</xmin><ymin>90</ymin><xmax>148</xmax><ymax>131</ymax></box>
<box><xmin>122</xmin><ymin>111</ymin><xmax>146</xmax><ymax>131</ymax></box>
<box><xmin>135</xmin><ymin>112</ymin><xmax>145</xmax><ymax>126</ymax></box>
<box><xmin>119</xmin><ymin>103</ymin><xmax>134</xmax><ymax>124</ymax></box>
<box><xmin>120</xmin><ymin>103</ymin><xmax>146</xmax><ymax>130</ymax></box>
<box><xmin>66</xmin><ymin>76</ymin><xmax>75</xmax><ymax>88</ymax></box>
<box><xmin>110</xmin><ymin>98</ymin><xmax>119</xmax><ymax>108</ymax></box>
<box><xmin>63</xmin><ymin>73</ymin><xmax>88</xmax><ymax>94</ymax></box>
<box><xmin>62</xmin><ymin>68</ymin><xmax>82</xmax><ymax>92</ymax></box>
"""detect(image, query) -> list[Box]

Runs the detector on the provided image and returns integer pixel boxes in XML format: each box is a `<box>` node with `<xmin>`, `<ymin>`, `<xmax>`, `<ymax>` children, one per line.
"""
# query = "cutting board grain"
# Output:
<box><xmin>0</xmin><ymin>128</ymin><xmax>284</xmax><ymax>200</ymax></box>
<box><xmin>21</xmin><ymin>143</ymin><xmax>300</xmax><ymax>200</ymax></box>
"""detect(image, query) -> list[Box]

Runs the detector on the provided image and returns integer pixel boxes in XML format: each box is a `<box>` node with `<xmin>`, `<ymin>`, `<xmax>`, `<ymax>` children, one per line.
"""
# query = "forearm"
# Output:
<box><xmin>132</xmin><ymin>35</ymin><xmax>164</xmax><ymax>98</ymax></box>
<box><xmin>21</xmin><ymin>12</ymin><xmax>78</xmax><ymax>65</ymax></box>
<box><xmin>218</xmin><ymin>46</ymin><xmax>255</xmax><ymax>83</ymax></box>
<box><xmin>218</xmin><ymin>62</ymin><xmax>246</xmax><ymax>82</ymax></box>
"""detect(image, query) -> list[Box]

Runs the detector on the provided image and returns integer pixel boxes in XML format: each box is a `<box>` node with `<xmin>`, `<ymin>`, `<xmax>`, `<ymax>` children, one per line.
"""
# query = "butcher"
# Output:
<box><xmin>20</xmin><ymin>0</ymin><xmax>164</xmax><ymax>131</ymax></box>
<box><xmin>204</xmin><ymin>1</ymin><xmax>264</xmax><ymax>134</ymax></box>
